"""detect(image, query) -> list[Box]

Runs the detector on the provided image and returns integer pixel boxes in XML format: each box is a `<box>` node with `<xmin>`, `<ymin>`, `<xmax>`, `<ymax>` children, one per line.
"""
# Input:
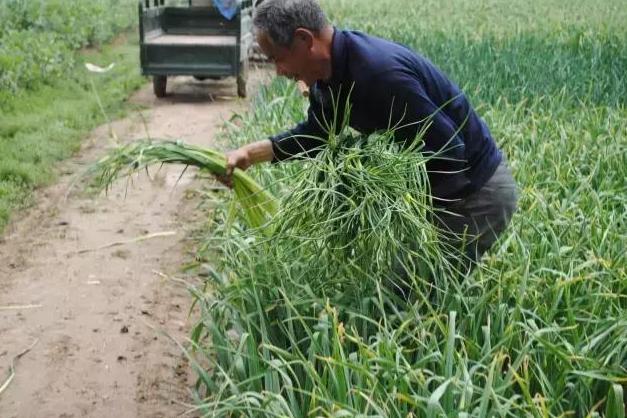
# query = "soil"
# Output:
<box><xmin>0</xmin><ymin>72</ymin><xmax>270</xmax><ymax>418</ymax></box>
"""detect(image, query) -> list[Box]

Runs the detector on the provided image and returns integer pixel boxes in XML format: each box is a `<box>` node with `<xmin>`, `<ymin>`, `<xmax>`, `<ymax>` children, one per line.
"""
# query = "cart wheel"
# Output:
<box><xmin>237</xmin><ymin>60</ymin><xmax>249</xmax><ymax>98</ymax></box>
<box><xmin>153</xmin><ymin>76</ymin><xmax>167</xmax><ymax>98</ymax></box>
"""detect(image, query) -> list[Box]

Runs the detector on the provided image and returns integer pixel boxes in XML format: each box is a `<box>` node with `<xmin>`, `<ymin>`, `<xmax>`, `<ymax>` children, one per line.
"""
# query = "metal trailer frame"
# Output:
<box><xmin>138</xmin><ymin>0</ymin><xmax>253</xmax><ymax>97</ymax></box>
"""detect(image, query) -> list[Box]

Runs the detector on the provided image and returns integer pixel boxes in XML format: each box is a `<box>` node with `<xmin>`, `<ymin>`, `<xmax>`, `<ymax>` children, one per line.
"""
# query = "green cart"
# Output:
<box><xmin>138</xmin><ymin>0</ymin><xmax>254</xmax><ymax>98</ymax></box>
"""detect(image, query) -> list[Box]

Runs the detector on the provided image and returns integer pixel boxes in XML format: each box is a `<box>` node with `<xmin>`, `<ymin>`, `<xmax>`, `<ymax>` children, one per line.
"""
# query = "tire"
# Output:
<box><xmin>237</xmin><ymin>60</ymin><xmax>249</xmax><ymax>98</ymax></box>
<box><xmin>153</xmin><ymin>75</ymin><xmax>167</xmax><ymax>98</ymax></box>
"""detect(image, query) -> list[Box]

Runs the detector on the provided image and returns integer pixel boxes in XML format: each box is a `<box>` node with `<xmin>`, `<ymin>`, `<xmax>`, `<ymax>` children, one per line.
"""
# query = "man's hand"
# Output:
<box><xmin>218</xmin><ymin>140</ymin><xmax>274</xmax><ymax>188</ymax></box>
<box><xmin>220</xmin><ymin>148</ymin><xmax>252</xmax><ymax>188</ymax></box>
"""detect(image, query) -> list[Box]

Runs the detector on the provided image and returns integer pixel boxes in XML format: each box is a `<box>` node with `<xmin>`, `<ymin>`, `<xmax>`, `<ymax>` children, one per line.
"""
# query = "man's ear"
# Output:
<box><xmin>293</xmin><ymin>28</ymin><xmax>315</xmax><ymax>50</ymax></box>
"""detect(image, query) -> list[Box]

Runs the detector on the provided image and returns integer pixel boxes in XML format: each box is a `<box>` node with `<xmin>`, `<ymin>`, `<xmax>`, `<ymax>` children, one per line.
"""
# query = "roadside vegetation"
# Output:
<box><xmin>0</xmin><ymin>0</ymin><xmax>143</xmax><ymax>230</ymax></box>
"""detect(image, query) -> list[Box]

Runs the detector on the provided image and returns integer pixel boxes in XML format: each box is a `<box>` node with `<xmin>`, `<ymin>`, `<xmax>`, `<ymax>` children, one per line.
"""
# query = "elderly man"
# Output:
<box><xmin>223</xmin><ymin>0</ymin><xmax>518</xmax><ymax>269</ymax></box>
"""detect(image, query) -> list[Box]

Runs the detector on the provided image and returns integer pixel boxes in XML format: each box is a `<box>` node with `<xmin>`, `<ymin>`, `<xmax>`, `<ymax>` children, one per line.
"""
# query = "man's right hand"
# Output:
<box><xmin>218</xmin><ymin>140</ymin><xmax>274</xmax><ymax>188</ymax></box>
<box><xmin>219</xmin><ymin>148</ymin><xmax>252</xmax><ymax>188</ymax></box>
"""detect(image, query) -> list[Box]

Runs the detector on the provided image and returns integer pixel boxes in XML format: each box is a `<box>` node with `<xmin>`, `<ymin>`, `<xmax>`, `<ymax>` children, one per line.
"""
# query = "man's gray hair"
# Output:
<box><xmin>253</xmin><ymin>0</ymin><xmax>328</xmax><ymax>47</ymax></box>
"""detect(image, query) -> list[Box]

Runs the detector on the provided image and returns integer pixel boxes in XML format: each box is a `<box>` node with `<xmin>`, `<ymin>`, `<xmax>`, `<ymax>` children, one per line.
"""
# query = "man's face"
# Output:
<box><xmin>257</xmin><ymin>30</ymin><xmax>316</xmax><ymax>86</ymax></box>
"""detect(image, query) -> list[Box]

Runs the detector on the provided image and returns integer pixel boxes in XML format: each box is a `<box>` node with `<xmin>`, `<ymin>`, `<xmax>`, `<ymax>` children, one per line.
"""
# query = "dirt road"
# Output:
<box><xmin>0</xmin><ymin>75</ymin><xmax>264</xmax><ymax>417</ymax></box>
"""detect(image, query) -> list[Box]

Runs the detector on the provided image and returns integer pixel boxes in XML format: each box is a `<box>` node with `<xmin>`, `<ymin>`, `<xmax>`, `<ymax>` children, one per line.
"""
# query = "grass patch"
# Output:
<box><xmin>0</xmin><ymin>32</ymin><xmax>145</xmax><ymax>230</ymax></box>
<box><xmin>0</xmin><ymin>0</ymin><xmax>137</xmax><ymax>105</ymax></box>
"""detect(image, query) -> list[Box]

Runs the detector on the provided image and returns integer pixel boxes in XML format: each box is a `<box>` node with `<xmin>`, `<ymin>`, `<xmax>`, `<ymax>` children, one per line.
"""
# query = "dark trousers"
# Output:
<box><xmin>433</xmin><ymin>158</ymin><xmax>518</xmax><ymax>273</ymax></box>
<box><xmin>389</xmin><ymin>159</ymin><xmax>518</xmax><ymax>300</ymax></box>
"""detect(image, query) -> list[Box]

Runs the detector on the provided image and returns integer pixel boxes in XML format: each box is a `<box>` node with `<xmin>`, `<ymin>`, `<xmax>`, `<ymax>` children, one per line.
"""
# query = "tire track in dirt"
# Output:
<box><xmin>0</xmin><ymin>74</ymin><xmax>266</xmax><ymax>418</ymax></box>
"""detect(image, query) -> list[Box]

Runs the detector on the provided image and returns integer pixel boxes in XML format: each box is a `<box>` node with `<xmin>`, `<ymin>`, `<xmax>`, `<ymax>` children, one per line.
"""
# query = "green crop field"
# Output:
<box><xmin>178</xmin><ymin>0</ymin><xmax>626</xmax><ymax>416</ymax></box>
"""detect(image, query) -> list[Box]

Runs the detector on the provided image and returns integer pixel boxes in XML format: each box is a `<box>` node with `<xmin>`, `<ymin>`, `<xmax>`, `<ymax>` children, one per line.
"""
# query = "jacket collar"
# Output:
<box><xmin>327</xmin><ymin>27</ymin><xmax>348</xmax><ymax>86</ymax></box>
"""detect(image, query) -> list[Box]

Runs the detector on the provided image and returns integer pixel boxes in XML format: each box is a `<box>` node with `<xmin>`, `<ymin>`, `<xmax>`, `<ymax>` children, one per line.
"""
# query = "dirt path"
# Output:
<box><xmin>0</xmin><ymin>74</ymin><xmax>266</xmax><ymax>418</ymax></box>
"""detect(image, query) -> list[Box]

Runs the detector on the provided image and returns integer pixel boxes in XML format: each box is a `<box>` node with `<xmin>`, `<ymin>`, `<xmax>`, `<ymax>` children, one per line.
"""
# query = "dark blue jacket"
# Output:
<box><xmin>270</xmin><ymin>29</ymin><xmax>502</xmax><ymax>201</ymax></box>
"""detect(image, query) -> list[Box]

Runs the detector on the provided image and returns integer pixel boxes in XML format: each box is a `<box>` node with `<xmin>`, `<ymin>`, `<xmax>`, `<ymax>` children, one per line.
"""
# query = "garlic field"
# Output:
<box><xmin>183</xmin><ymin>0</ymin><xmax>626</xmax><ymax>416</ymax></box>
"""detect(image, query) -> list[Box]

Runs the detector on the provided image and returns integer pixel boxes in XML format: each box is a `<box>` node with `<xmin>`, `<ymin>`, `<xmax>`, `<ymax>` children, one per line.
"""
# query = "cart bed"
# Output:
<box><xmin>145</xmin><ymin>34</ymin><xmax>237</xmax><ymax>46</ymax></box>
